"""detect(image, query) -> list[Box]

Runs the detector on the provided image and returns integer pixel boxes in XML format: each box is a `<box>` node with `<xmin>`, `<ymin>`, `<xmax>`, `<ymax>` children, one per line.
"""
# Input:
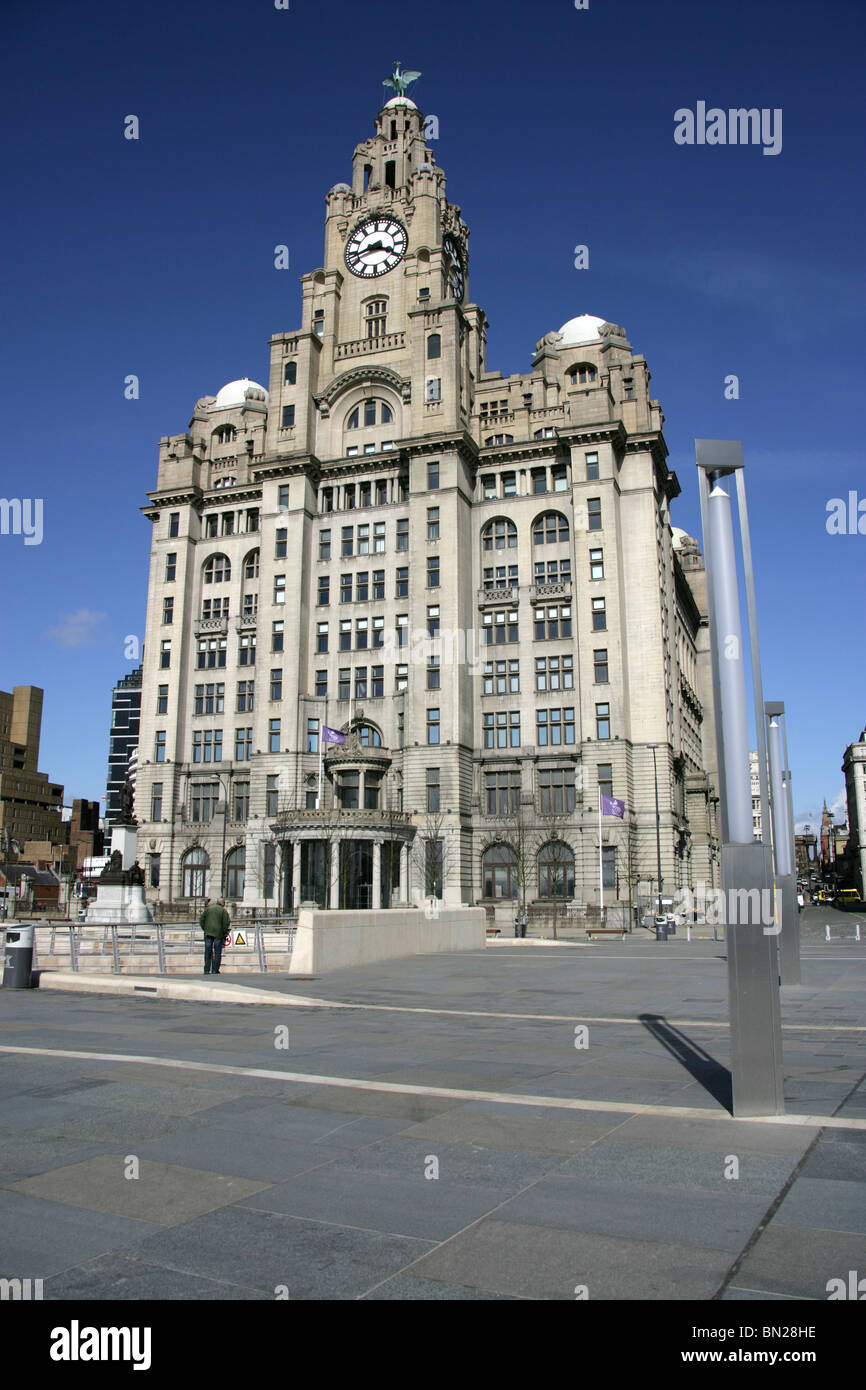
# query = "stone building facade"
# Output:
<box><xmin>134</xmin><ymin>90</ymin><xmax>719</xmax><ymax>914</ymax></box>
<box><xmin>0</xmin><ymin>685</ymin><xmax>64</xmax><ymax>849</ymax></box>
<box><xmin>842</xmin><ymin>728</ymin><xmax>866</xmax><ymax>896</ymax></box>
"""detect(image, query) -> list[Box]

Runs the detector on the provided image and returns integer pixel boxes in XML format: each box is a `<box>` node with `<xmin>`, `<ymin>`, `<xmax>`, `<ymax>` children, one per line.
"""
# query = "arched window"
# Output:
<box><xmin>353</xmin><ymin>723</ymin><xmax>382</xmax><ymax>747</ymax></box>
<box><xmin>182</xmin><ymin>847</ymin><xmax>210</xmax><ymax>899</ymax></box>
<box><xmin>537</xmin><ymin>841</ymin><xmax>575</xmax><ymax>899</ymax></box>
<box><xmin>213</xmin><ymin>425</ymin><xmax>237</xmax><ymax>445</ymax></box>
<box><xmin>346</xmin><ymin>399</ymin><xmax>393</xmax><ymax>430</ymax></box>
<box><xmin>427</xmin><ymin>333</ymin><xmax>441</xmax><ymax>359</ymax></box>
<box><xmin>225</xmin><ymin>846</ymin><xmax>245</xmax><ymax>899</ymax></box>
<box><xmin>482</xmin><ymin>843</ymin><xmax>519</xmax><ymax>899</ymax></box>
<box><xmin>568</xmin><ymin>363</ymin><xmax>597</xmax><ymax>386</ymax></box>
<box><xmin>532</xmin><ymin>512</ymin><xmax>569</xmax><ymax>545</ymax></box>
<box><xmin>481</xmin><ymin>518</ymin><xmax>518</xmax><ymax>551</ymax></box>
<box><xmin>243</xmin><ymin>550</ymin><xmax>259</xmax><ymax>581</ymax></box>
<box><xmin>203</xmin><ymin>554</ymin><xmax>231</xmax><ymax>583</ymax></box>
<box><xmin>485</xmin><ymin>434</ymin><xmax>514</xmax><ymax>446</ymax></box>
<box><xmin>283</xmin><ymin>361</ymin><xmax>297</xmax><ymax>385</ymax></box>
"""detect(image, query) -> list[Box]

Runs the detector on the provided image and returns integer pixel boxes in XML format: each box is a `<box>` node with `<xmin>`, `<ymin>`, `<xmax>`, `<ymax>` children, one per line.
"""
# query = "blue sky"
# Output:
<box><xmin>2</xmin><ymin>0</ymin><xmax>863</xmax><ymax>832</ymax></box>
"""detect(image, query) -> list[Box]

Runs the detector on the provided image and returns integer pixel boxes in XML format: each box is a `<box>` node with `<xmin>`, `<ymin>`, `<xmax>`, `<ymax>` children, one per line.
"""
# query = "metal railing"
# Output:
<box><xmin>10</xmin><ymin>921</ymin><xmax>294</xmax><ymax>976</ymax></box>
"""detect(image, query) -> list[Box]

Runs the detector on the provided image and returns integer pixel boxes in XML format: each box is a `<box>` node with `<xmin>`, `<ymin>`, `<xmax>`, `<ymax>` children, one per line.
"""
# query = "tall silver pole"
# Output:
<box><xmin>767</xmin><ymin>721</ymin><xmax>791</xmax><ymax>875</ymax></box>
<box><xmin>766</xmin><ymin>702</ymin><xmax>801</xmax><ymax>985</ymax></box>
<box><xmin>696</xmin><ymin>440</ymin><xmax>784</xmax><ymax>1117</ymax></box>
<box><xmin>707</xmin><ymin>480</ymin><xmax>753</xmax><ymax>844</ymax></box>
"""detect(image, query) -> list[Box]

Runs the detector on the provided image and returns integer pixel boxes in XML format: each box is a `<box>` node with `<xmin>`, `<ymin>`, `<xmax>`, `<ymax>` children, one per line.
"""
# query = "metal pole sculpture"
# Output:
<box><xmin>696</xmin><ymin>439</ymin><xmax>784</xmax><ymax>1117</ymax></box>
<box><xmin>766</xmin><ymin>702</ymin><xmax>801</xmax><ymax>984</ymax></box>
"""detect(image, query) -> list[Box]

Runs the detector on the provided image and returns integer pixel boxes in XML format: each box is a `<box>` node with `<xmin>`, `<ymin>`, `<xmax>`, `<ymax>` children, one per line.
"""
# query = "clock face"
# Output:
<box><xmin>345</xmin><ymin>217</ymin><xmax>408</xmax><ymax>278</ymax></box>
<box><xmin>443</xmin><ymin>234</ymin><xmax>465</xmax><ymax>301</ymax></box>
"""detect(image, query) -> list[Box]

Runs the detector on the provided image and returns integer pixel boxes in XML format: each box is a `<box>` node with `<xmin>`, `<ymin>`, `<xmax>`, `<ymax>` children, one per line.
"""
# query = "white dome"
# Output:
<box><xmin>557</xmin><ymin>314</ymin><xmax>607</xmax><ymax>347</ymax></box>
<box><xmin>213</xmin><ymin>378</ymin><xmax>268</xmax><ymax>409</ymax></box>
<box><xmin>329</xmin><ymin>182</ymin><xmax>351</xmax><ymax>194</ymax></box>
<box><xmin>384</xmin><ymin>95</ymin><xmax>417</xmax><ymax>109</ymax></box>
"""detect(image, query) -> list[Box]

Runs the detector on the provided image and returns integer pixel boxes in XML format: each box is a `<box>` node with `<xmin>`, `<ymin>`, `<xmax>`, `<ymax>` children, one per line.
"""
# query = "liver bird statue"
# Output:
<box><xmin>383</xmin><ymin>62</ymin><xmax>421</xmax><ymax>98</ymax></box>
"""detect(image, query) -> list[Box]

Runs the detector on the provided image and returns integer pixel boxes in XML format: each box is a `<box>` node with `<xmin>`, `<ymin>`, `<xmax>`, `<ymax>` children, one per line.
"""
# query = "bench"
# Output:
<box><xmin>585</xmin><ymin>928</ymin><xmax>626</xmax><ymax>938</ymax></box>
<box><xmin>486</xmin><ymin>927</ymin><xmax>502</xmax><ymax>936</ymax></box>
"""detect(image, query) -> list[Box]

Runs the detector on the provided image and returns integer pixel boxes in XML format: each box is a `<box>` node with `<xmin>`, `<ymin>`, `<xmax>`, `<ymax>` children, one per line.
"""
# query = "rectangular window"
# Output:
<box><xmin>156</xmin><ymin>684</ymin><xmax>168</xmax><ymax>715</ymax></box>
<box><xmin>204</xmin><ymin>515</ymin><xmax>218</xmax><ymax>538</ymax></box>
<box><xmin>372</xmin><ymin>615</ymin><xmax>385</xmax><ymax>647</ymax></box>
<box><xmin>585</xmin><ymin>451</ymin><xmax>599</xmax><ymax>480</ymax></box>
<box><xmin>427</xmin><ymin>506</ymin><xmax>439</xmax><ymax>539</ymax></box>
<box><xmin>355</xmin><ymin>666</ymin><xmax>367</xmax><ymax>700</ymax></box>
<box><xmin>374</xmin><ymin>521</ymin><xmax>386</xmax><ymax>553</ymax></box>
<box><xmin>589</xmin><ymin>548</ymin><xmax>604</xmax><ymax>580</ymax></box>
<box><xmin>426</xmin><ymin>380</ymin><xmax>441</xmax><ymax>404</ymax></box>
<box><xmin>319</xmin><ymin>528</ymin><xmax>331</xmax><ymax>560</ymax></box>
<box><xmin>320</xmin><ymin>487</ymin><xmax>333</xmax><ymax>512</ymax></box>
<box><xmin>233</xmin><ymin>782</ymin><xmax>250</xmax><ymax>822</ymax></box>
<box><xmin>339</xmin><ymin>619</ymin><xmax>352</xmax><ymax>651</ymax></box>
<box><xmin>588</xmin><ymin>497</ymin><xmax>602</xmax><ymax>530</ymax></box>
<box><xmin>162</xmin><ymin>598</ymin><xmax>173</xmax><ymax>626</ymax></box>
<box><xmin>357</xmin><ymin>524</ymin><xmax>370</xmax><ymax>555</ymax></box>
<box><xmin>270</xmin><ymin>668</ymin><xmax>282</xmax><ymax>701</ymax></box>
<box><xmin>594</xmin><ymin>648</ymin><xmax>609</xmax><ymax>683</ymax></box>
<box><xmin>427</xmin><ymin>605</ymin><xmax>440</xmax><ymax>637</ymax></box>
<box><xmin>395</xmin><ymin>664</ymin><xmax>408</xmax><ymax>694</ymax></box>
<box><xmin>149</xmin><ymin>852</ymin><xmax>161</xmax><ymax>888</ymax></box>
<box><xmin>591</xmin><ymin>596</ymin><xmax>606</xmax><ymax>629</ymax></box>
<box><xmin>536</xmin><ymin>707</ymin><xmax>575</xmax><ymax>747</ymax></box>
<box><xmin>427</xmin><ymin>708</ymin><xmax>440</xmax><ymax>744</ymax></box>
<box><xmin>539</xmin><ymin>768</ymin><xmax>576</xmax><ymax>815</ymax></box>
<box><xmin>552</xmin><ymin>464</ymin><xmax>568</xmax><ymax>492</ymax></box>
<box><xmin>396</xmin><ymin>613</ymin><xmax>408</xmax><ymax>648</ymax></box>
<box><xmin>396</xmin><ymin>566</ymin><xmax>409</xmax><ymax>597</ymax></box>
<box><xmin>482</xmin><ymin>474</ymin><xmax>497</xmax><ymax>500</ymax></box>
<box><xmin>266</xmin><ymin>774</ymin><xmax>279</xmax><ymax>816</ymax></box>
<box><xmin>275</xmin><ymin>527</ymin><xmax>287</xmax><ymax>558</ymax></box>
<box><xmin>371</xmin><ymin>664</ymin><xmax>384</xmax><ymax>697</ymax></box>
<box><xmin>315</xmin><ymin>621</ymin><xmax>328</xmax><ymax>653</ymax></box>
<box><xmin>222</xmin><ymin>512</ymin><xmax>235</xmax><ymax>536</ymax></box>
<box><xmin>278</xmin><ymin>484</ymin><xmax>289</xmax><ymax>510</ymax></box>
<box><xmin>482</xmin><ymin>609</ymin><xmax>519</xmax><ymax>645</ymax></box>
<box><xmin>344</xmin><ymin>485</ymin><xmax>356</xmax><ymax>509</ymax></box>
<box><xmin>192</xmin><ymin>729</ymin><xmax>222</xmax><ymax>763</ymax></box>
<box><xmin>373</xmin><ymin>570</ymin><xmax>385</xmax><ymax>600</ymax></box>
<box><xmin>427</xmin><ymin>461</ymin><xmax>439</xmax><ymax>489</ymax></box>
<box><xmin>236</xmin><ymin>680</ymin><xmax>254</xmax><ymax>713</ymax></box>
<box><xmin>274</xmin><ymin>575</ymin><xmax>286</xmax><ymax>605</ymax></box>
<box><xmin>168</xmin><ymin>512</ymin><xmax>179</xmax><ymax>537</ymax></box>
<box><xmin>340</xmin><ymin>574</ymin><xmax>352</xmax><ymax>604</ymax></box>
<box><xmin>427</xmin><ymin>555</ymin><xmax>440</xmax><ymax>588</ymax></box>
<box><xmin>502</xmin><ymin>471</ymin><xmax>516</xmax><ymax>497</ymax></box>
<box><xmin>356</xmin><ymin>571</ymin><xmax>369</xmax><ymax>602</ymax></box>
<box><xmin>165</xmin><ymin>552</ymin><xmax>176</xmax><ymax>582</ymax></box>
<box><xmin>190</xmin><ymin>782</ymin><xmax>217</xmax><ymax>824</ymax></box>
<box><xmin>315</xmin><ymin>669</ymin><xmax>327</xmax><ymax>698</ymax></box>
<box><xmin>360</xmin><ymin>482</ymin><xmax>371</xmax><ymax>507</ymax></box>
<box><xmin>281</xmin><ymin>404</ymin><xmax>295</xmax><ymax>429</ymax></box>
<box><xmin>426</xmin><ymin>768</ymin><xmax>440</xmax><ymax>813</ymax></box>
<box><xmin>151</xmin><ymin>783</ymin><xmax>163</xmax><ymax>821</ymax></box>
<box><xmin>246</xmin><ymin>509</ymin><xmax>259</xmax><ymax>533</ymax></box>
<box><xmin>427</xmin><ymin>656</ymin><xmax>440</xmax><ymax>690</ymax></box>
<box><xmin>272</xmin><ymin>621</ymin><xmax>284</xmax><ymax>652</ymax></box>
<box><xmin>482</xmin><ymin>659</ymin><xmax>519</xmax><ymax>695</ymax></box>
<box><xmin>239</xmin><ymin>634</ymin><xmax>256</xmax><ymax>666</ymax></box>
<box><xmin>197</xmin><ymin>638</ymin><xmax>227</xmax><ymax>668</ymax></box>
<box><xmin>342</xmin><ymin>525</ymin><xmax>353</xmax><ymax>557</ymax></box>
<box><xmin>268</xmin><ymin>718</ymin><xmax>281</xmax><ymax>753</ymax></box>
<box><xmin>306</xmin><ymin>718</ymin><xmax>319</xmax><ymax>754</ymax></box>
<box><xmin>485</xmin><ymin>770</ymin><xmax>520</xmax><ymax>816</ymax></box>
<box><xmin>534</xmin><ymin>605</ymin><xmax>572</xmax><ymax>640</ymax></box>
<box><xmin>338</xmin><ymin>668</ymin><xmax>351</xmax><ymax>701</ymax></box>
<box><xmin>598</xmin><ymin>763</ymin><xmax>613</xmax><ymax>801</ymax></box>
<box><xmin>482</xmin><ymin>711</ymin><xmax>520</xmax><ymax>749</ymax></box>
<box><xmin>396</xmin><ymin>518</ymin><xmax>409</xmax><ymax>551</ymax></box>
<box><xmin>159</xmin><ymin>640</ymin><xmax>171</xmax><ymax>669</ymax></box>
<box><xmin>596</xmin><ymin>703</ymin><xmax>611</xmax><ymax>740</ymax></box>
<box><xmin>356</xmin><ymin>618</ymin><xmax>368</xmax><ymax>649</ymax></box>
<box><xmin>531</xmin><ymin>468</ymin><xmax>547</xmax><ymax>494</ymax></box>
<box><xmin>376</xmin><ymin>481</ymin><xmax>388</xmax><ymax>506</ymax></box>
<box><xmin>339</xmin><ymin>770</ymin><xmax>359</xmax><ymax>810</ymax></box>
<box><xmin>235</xmin><ymin>727</ymin><xmax>253</xmax><ymax>761</ymax></box>
<box><xmin>318</xmin><ymin>575</ymin><xmax>330</xmax><ymax>606</ymax></box>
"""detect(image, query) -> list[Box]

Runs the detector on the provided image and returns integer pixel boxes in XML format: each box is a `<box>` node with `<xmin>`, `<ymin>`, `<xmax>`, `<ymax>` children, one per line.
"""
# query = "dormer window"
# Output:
<box><xmin>568</xmin><ymin>363</ymin><xmax>597</xmax><ymax>386</ymax></box>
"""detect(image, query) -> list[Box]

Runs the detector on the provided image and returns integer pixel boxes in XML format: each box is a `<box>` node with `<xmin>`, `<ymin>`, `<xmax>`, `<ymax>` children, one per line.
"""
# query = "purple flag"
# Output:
<box><xmin>322</xmin><ymin>726</ymin><xmax>346</xmax><ymax>745</ymax></box>
<box><xmin>601</xmin><ymin>794</ymin><xmax>625</xmax><ymax>818</ymax></box>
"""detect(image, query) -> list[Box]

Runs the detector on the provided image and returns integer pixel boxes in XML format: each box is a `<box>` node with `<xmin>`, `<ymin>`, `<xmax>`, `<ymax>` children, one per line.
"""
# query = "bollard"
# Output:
<box><xmin>825</xmin><ymin>924</ymin><xmax>831</xmax><ymax>942</ymax></box>
<box><xmin>686</xmin><ymin>923</ymin><xmax>691</xmax><ymax>942</ymax></box>
<box><xmin>3</xmin><ymin>923</ymin><xmax>35</xmax><ymax>988</ymax></box>
<box><xmin>856</xmin><ymin>924</ymin><xmax>861</xmax><ymax>942</ymax></box>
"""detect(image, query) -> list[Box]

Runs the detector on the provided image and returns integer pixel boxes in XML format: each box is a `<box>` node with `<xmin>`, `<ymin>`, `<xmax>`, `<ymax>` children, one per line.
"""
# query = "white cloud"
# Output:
<box><xmin>45</xmin><ymin>608</ymin><xmax>107</xmax><ymax>649</ymax></box>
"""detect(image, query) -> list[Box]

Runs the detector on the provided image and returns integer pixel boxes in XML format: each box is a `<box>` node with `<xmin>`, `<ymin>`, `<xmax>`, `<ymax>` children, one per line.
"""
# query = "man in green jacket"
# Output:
<box><xmin>199</xmin><ymin>898</ymin><xmax>230</xmax><ymax>975</ymax></box>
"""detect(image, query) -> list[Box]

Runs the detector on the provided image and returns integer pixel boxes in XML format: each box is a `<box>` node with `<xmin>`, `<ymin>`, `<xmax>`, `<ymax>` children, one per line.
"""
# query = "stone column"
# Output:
<box><xmin>399</xmin><ymin>842</ymin><xmax>408</xmax><ymax>900</ymax></box>
<box><xmin>329</xmin><ymin>840</ymin><xmax>339</xmax><ymax>909</ymax></box>
<box><xmin>372</xmin><ymin>840</ymin><xmax>382</xmax><ymax>910</ymax></box>
<box><xmin>292</xmin><ymin>841</ymin><xmax>301</xmax><ymax>912</ymax></box>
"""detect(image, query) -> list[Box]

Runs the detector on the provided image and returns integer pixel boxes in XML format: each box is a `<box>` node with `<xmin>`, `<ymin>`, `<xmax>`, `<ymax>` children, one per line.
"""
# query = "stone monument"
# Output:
<box><xmin>85</xmin><ymin>780</ymin><xmax>153</xmax><ymax>923</ymax></box>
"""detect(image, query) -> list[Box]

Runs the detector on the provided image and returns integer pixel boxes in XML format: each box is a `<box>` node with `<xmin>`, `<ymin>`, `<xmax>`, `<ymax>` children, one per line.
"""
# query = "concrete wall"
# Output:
<box><xmin>289</xmin><ymin>905</ymin><xmax>486</xmax><ymax>974</ymax></box>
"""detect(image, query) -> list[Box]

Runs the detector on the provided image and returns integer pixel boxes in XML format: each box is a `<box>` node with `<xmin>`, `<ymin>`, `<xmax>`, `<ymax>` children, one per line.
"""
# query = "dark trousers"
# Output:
<box><xmin>204</xmin><ymin>934</ymin><xmax>224</xmax><ymax>974</ymax></box>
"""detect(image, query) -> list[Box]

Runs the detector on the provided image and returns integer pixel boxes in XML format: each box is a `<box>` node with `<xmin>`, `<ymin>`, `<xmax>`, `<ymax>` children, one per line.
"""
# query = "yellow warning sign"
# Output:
<box><xmin>233</xmin><ymin>931</ymin><xmax>246</xmax><ymax>946</ymax></box>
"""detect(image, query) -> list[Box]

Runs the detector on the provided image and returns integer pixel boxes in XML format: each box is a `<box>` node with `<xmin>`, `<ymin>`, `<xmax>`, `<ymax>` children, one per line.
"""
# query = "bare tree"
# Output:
<box><xmin>410</xmin><ymin>809</ymin><xmax>455</xmax><ymax>902</ymax></box>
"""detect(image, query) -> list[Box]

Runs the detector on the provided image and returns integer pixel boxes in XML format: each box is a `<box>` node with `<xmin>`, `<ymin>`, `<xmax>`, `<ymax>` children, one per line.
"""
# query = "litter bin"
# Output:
<box><xmin>654</xmin><ymin>918</ymin><xmax>669</xmax><ymax>942</ymax></box>
<box><xmin>3</xmin><ymin>923</ymin><xmax>35</xmax><ymax>988</ymax></box>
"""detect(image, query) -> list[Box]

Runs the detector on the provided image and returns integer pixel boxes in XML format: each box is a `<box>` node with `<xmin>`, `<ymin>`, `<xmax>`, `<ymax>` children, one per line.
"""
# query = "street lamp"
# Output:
<box><xmin>210</xmin><ymin>771</ymin><xmax>233</xmax><ymax>898</ymax></box>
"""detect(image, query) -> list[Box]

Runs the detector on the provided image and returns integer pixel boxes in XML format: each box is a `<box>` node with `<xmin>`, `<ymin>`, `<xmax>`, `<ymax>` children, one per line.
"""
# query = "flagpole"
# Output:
<box><xmin>316</xmin><ymin>700</ymin><xmax>326</xmax><ymax>810</ymax></box>
<box><xmin>599</xmin><ymin>785</ymin><xmax>603</xmax><ymax>918</ymax></box>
